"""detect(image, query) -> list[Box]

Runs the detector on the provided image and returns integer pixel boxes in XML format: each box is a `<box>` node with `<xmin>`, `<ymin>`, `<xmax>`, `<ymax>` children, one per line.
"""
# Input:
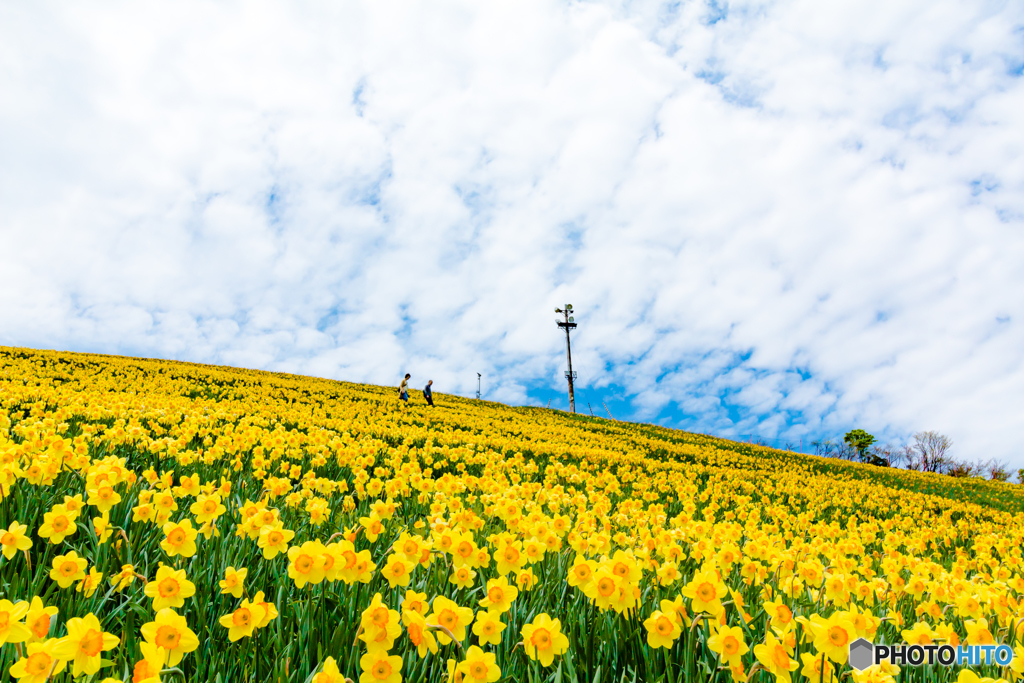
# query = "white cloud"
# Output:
<box><xmin>1</xmin><ymin>0</ymin><xmax>1022</xmax><ymax>465</ymax></box>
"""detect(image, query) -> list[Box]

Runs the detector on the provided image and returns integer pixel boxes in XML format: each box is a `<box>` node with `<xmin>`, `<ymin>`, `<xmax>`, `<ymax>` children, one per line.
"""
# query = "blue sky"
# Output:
<box><xmin>1</xmin><ymin>0</ymin><xmax>1023</xmax><ymax>465</ymax></box>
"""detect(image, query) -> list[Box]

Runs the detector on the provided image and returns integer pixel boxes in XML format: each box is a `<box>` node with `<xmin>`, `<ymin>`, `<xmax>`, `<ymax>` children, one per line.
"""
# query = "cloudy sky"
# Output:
<box><xmin>2</xmin><ymin>0</ymin><xmax>1022</xmax><ymax>464</ymax></box>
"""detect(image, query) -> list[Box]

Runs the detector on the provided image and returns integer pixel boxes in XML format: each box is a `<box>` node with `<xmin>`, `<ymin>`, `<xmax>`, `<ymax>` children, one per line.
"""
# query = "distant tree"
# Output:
<box><xmin>875</xmin><ymin>444</ymin><xmax>914</xmax><ymax>468</ymax></box>
<box><xmin>946</xmin><ymin>459</ymin><xmax>978</xmax><ymax>478</ymax></box>
<box><xmin>867</xmin><ymin>443</ymin><xmax>909</xmax><ymax>467</ymax></box>
<box><xmin>812</xmin><ymin>439</ymin><xmax>838</xmax><ymax>458</ymax></box>
<box><xmin>866</xmin><ymin>453</ymin><xmax>888</xmax><ymax>467</ymax></box>
<box><xmin>1018</xmin><ymin>469</ymin><xmax>1024</xmax><ymax>485</ymax></box>
<box><xmin>844</xmin><ymin>429</ymin><xmax>876</xmax><ymax>462</ymax></box>
<box><xmin>836</xmin><ymin>441</ymin><xmax>857</xmax><ymax>460</ymax></box>
<box><xmin>913</xmin><ymin>431</ymin><xmax>954</xmax><ymax>473</ymax></box>
<box><xmin>986</xmin><ymin>459</ymin><xmax>1011</xmax><ymax>482</ymax></box>
<box><xmin>817</xmin><ymin>438</ymin><xmax>858</xmax><ymax>460</ymax></box>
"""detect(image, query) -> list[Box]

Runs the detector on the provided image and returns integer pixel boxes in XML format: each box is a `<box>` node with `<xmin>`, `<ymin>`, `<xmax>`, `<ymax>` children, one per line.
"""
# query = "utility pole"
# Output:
<box><xmin>476</xmin><ymin>373</ymin><xmax>481</xmax><ymax>400</ymax></box>
<box><xmin>554</xmin><ymin>304</ymin><xmax>577</xmax><ymax>413</ymax></box>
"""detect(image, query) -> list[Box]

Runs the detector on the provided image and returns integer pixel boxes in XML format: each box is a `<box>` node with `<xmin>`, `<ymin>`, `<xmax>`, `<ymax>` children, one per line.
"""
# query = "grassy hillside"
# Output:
<box><xmin>1</xmin><ymin>346</ymin><xmax>1022</xmax><ymax>683</ymax></box>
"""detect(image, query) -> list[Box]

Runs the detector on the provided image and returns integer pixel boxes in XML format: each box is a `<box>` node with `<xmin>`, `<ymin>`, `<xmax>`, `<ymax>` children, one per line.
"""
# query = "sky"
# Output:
<box><xmin>1</xmin><ymin>0</ymin><xmax>1022</xmax><ymax>465</ymax></box>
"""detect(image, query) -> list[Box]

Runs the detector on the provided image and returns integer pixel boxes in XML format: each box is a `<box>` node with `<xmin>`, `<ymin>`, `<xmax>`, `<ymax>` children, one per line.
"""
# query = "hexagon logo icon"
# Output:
<box><xmin>848</xmin><ymin>638</ymin><xmax>874</xmax><ymax>671</ymax></box>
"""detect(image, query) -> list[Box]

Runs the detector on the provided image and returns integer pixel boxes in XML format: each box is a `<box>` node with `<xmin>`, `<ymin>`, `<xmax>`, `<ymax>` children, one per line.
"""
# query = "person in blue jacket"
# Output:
<box><xmin>423</xmin><ymin>380</ymin><xmax>434</xmax><ymax>406</ymax></box>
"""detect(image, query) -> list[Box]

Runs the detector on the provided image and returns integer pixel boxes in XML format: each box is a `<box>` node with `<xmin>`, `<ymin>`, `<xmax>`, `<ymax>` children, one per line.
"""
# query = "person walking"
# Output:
<box><xmin>423</xmin><ymin>380</ymin><xmax>434</xmax><ymax>407</ymax></box>
<box><xmin>398</xmin><ymin>373</ymin><xmax>410</xmax><ymax>404</ymax></box>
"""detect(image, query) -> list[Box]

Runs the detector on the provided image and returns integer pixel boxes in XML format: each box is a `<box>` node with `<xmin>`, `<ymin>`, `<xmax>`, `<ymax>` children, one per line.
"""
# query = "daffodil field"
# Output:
<box><xmin>2</xmin><ymin>347</ymin><xmax>1024</xmax><ymax>683</ymax></box>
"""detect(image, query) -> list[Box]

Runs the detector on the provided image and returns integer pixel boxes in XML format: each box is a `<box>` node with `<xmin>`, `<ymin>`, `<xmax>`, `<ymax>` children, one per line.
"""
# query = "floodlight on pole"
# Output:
<box><xmin>554</xmin><ymin>304</ymin><xmax>578</xmax><ymax>413</ymax></box>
